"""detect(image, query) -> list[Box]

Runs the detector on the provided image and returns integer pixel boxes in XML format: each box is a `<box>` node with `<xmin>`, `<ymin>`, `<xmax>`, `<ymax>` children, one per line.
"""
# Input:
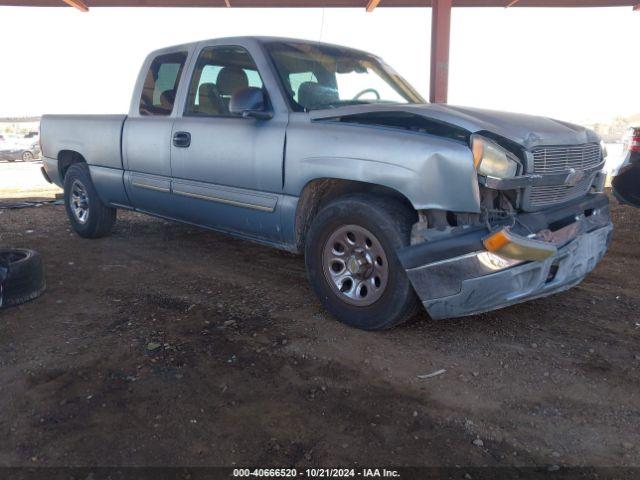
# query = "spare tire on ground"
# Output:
<box><xmin>0</xmin><ymin>249</ymin><xmax>46</xmax><ymax>309</ymax></box>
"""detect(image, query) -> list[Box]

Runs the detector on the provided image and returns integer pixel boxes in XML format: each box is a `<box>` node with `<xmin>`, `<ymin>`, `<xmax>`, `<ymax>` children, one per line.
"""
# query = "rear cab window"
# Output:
<box><xmin>139</xmin><ymin>51</ymin><xmax>188</xmax><ymax>116</ymax></box>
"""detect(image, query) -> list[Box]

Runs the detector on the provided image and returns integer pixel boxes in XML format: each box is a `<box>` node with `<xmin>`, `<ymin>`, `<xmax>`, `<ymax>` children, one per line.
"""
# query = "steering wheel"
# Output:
<box><xmin>352</xmin><ymin>88</ymin><xmax>380</xmax><ymax>101</ymax></box>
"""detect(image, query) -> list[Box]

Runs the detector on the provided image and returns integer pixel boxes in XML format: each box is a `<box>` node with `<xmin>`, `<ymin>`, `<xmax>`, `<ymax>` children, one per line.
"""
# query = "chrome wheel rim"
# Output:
<box><xmin>322</xmin><ymin>224</ymin><xmax>389</xmax><ymax>306</ymax></box>
<box><xmin>70</xmin><ymin>179</ymin><xmax>90</xmax><ymax>224</ymax></box>
<box><xmin>22</xmin><ymin>152</ymin><xmax>33</xmax><ymax>161</ymax></box>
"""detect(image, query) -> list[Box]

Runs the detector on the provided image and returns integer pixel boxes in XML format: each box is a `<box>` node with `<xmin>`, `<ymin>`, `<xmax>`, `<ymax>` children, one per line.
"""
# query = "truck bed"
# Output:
<box><xmin>40</xmin><ymin>114</ymin><xmax>127</xmax><ymax>174</ymax></box>
<box><xmin>40</xmin><ymin>114</ymin><xmax>129</xmax><ymax>208</ymax></box>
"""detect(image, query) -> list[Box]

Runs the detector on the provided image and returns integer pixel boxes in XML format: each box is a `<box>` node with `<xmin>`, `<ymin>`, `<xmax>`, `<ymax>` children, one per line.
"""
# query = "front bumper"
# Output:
<box><xmin>399</xmin><ymin>194</ymin><xmax>613</xmax><ymax>320</ymax></box>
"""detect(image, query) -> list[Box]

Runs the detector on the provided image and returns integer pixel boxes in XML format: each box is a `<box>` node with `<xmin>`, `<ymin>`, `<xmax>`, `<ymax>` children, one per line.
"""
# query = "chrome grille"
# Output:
<box><xmin>532</xmin><ymin>143</ymin><xmax>602</xmax><ymax>174</ymax></box>
<box><xmin>528</xmin><ymin>176</ymin><xmax>593</xmax><ymax>208</ymax></box>
<box><xmin>526</xmin><ymin>143</ymin><xmax>602</xmax><ymax>208</ymax></box>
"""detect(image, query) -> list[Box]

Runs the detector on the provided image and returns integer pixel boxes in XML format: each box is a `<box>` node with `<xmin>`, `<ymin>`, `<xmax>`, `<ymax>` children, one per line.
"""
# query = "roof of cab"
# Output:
<box><xmin>152</xmin><ymin>35</ymin><xmax>375</xmax><ymax>57</ymax></box>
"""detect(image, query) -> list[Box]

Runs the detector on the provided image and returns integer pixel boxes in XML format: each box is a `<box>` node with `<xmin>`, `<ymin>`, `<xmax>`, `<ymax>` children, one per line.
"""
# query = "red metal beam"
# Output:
<box><xmin>61</xmin><ymin>0</ymin><xmax>89</xmax><ymax>9</ymax></box>
<box><xmin>633</xmin><ymin>2</ymin><xmax>640</xmax><ymax>9</ymax></box>
<box><xmin>2</xmin><ymin>0</ymin><xmax>638</xmax><ymax>7</ymax></box>
<box><xmin>366</xmin><ymin>0</ymin><xmax>381</xmax><ymax>11</ymax></box>
<box><xmin>429</xmin><ymin>0</ymin><xmax>451</xmax><ymax>103</ymax></box>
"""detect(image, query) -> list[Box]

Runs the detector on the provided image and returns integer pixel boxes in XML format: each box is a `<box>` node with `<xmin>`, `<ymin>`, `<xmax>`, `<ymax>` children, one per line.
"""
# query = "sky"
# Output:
<box><xmin>0</xmin><ymin>5</ymin><xmax>638</xmax><ymax>123</ymax></box>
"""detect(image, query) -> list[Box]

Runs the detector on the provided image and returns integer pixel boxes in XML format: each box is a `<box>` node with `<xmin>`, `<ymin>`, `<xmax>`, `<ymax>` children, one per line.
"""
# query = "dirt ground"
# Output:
<box><xmin>0</xmin><ymin>193</ymin><xmax>639</xmax><ymax>469</ymax></box>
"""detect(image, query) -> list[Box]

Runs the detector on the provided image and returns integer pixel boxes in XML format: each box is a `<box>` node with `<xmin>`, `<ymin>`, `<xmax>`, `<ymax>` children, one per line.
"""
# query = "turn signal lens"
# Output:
<box><xmin>483</xmin><ymin>229</ymin><xmax>511</xmax><ymax>252</ymax></box>
<box><xmin>483</xmin><ymin>228</ymin><xmax>557</xmax><ymax>262</ymax></box>
<box><xmin>472</xmin><ymin>136</ymin><xmax>484</xmax><ymax>169</ymax></box>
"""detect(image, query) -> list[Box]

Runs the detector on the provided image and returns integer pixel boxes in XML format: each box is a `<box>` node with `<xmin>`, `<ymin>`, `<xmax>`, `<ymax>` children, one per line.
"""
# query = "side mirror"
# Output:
<box><xmin>229</xmin><ymin>87</ymin><xmax>273</xmax><ymax>120</ymax></box>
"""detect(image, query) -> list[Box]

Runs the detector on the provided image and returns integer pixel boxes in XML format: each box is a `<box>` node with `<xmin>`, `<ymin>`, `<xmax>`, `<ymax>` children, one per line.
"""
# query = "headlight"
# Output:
<box><xmin>471</xmin><ymin>135</ymin><xmax>520</xmax><ymax>178</ymax></box>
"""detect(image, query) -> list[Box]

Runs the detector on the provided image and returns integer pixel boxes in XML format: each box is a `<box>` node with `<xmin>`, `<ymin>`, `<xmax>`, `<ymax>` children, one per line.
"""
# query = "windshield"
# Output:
<box><xmin>265</xmin><ymin>41</ymin><xmax>424</xmax><ymax>112</ymax></box>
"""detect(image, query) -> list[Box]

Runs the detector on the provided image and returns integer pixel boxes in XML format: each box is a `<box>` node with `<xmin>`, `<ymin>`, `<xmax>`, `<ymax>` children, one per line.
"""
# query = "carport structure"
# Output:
<box><xmin>4</xmin><ymin>0</ymin><xmax>639</xmax><ymax>103</ymax></box>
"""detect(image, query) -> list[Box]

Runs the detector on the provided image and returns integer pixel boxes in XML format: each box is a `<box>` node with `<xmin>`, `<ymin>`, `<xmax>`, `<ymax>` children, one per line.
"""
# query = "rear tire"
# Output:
<box><xmin>304</xmin><ymin>194</ymin><xmax>419</xmax><ymax>330</ymax></box>
<box><xmin>0</xmin><ymin>249</ymin><xmax>46</xmax><ymax>309</ymax></box>
<box><xmin>63</xmin><ymin>163</ymin><xmax>116</xmax><ymax>238</ymax></box>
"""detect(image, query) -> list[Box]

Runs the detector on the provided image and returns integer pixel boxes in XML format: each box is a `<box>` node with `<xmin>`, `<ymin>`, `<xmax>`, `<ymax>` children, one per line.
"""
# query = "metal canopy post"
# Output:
<box><xmin>429</xmin><ymin>0</ymin><xmax>452</xmax><ymax>104</ymax></box>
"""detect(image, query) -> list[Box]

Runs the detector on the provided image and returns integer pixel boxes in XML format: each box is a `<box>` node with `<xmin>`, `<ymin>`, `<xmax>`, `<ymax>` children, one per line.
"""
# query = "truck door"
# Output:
<box><xmin>123</xmin><ymin>49</ymin><xmax>189</xmax><ymax>216</ymax></box>
<box><xmin>169</xmin><ymin>44</ymin><xmax>287</xmax><ymax>243</ymax></box>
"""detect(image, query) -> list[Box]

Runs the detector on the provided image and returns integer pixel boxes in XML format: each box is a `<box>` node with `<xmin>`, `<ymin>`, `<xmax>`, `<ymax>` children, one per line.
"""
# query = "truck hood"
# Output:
<box><xmin>309</xmin><ymin>103</ymin><xmax>600</xmax><ymax>150</ymax></box>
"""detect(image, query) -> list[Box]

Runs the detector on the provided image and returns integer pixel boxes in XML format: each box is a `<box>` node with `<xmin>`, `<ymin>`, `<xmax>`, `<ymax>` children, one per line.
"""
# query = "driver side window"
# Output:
<box><xmin>185</xmin><ymin>46</ymin><xmax>264</xmax><ymax>117</ymax></box>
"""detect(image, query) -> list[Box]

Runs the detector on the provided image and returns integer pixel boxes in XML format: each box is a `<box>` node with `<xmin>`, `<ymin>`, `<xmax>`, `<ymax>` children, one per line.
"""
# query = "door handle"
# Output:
<box><xmin>173</xmin><ymin>131</ymin><xmax>191</xmax><ymax>148</ymax></box>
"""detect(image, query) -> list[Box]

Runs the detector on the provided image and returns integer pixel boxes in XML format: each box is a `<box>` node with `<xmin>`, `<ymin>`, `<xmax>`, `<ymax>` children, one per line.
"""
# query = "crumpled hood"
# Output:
<box><xmin>310</xmin><ymin>103</ymin><xmax>601</xmax><ymax>150</ymax></box>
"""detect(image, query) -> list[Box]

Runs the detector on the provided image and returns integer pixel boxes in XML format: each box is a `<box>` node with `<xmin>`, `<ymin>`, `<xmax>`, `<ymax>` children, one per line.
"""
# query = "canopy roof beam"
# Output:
<box><xmin>62</xmin><ymin>0</ymin><xmax>88</xmax><ymax>10</ymax></box>
<box><xmin>3</xmin><ymin>1</ymin><xmax>638</xmax><ymax>7</ymax></box>
<box><xmin>366</xmin><ymin>0</ymin><xmax>381</xmax><ymax>11</ymax></box>
<box><xmin>429</xmin><ymin>0</ymin><xmax>451</xmax><ymax>103</ymax></box>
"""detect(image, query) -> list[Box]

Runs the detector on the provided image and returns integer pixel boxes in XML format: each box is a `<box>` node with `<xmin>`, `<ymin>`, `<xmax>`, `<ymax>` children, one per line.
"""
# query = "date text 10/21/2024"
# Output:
<box><xmin>232</xmin><ymin>468</ymin><xmax>401</xmax><ymax>478</ymax></box>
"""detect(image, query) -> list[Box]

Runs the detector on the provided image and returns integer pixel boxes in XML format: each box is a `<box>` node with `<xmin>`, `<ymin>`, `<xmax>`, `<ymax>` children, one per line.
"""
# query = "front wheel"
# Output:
<box><xmin>305</xmin><ymin>194</ymin><xmax>419</xmax><ymax>330</ymax></box>
<box><xmin>22</xmin><ymin>151</ymin><xmax>34</xmax><ymax>162</ymax></box>
<box><xmin>63</xmin><ymin>163</ymin><xmax>117</xmax><ymax>238</ymax></box>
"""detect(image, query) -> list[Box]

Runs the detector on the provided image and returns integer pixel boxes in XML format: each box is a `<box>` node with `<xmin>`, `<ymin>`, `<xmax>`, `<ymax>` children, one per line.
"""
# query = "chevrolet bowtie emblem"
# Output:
<box><xmin>564</xmin><ymin>168</ymin><xmax>584</xmax><ymax>187</ymax></box>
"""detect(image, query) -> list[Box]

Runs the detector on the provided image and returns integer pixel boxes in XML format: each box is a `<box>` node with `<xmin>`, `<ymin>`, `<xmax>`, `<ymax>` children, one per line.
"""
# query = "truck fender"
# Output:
<box><xmin>292</xmin><ymin>153</ymin><xmax>481</xmax><ymax>213</ymax></box>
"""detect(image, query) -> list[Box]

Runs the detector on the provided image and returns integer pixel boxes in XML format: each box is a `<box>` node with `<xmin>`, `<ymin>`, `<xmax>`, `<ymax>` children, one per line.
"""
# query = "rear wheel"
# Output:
<box><xmin>63</xmin><ymin>163</ymin><xmax>116</xmax><ymax>238</ymax></box>
<box><xmin>22</xmin><ymin>151</ymin><xmax>34</xmax><ymax>162</ymax></box>
<box><xmin>305</xmin><ymin>194</ymin><xmax>419</xmax><ymax>330</ymax></box>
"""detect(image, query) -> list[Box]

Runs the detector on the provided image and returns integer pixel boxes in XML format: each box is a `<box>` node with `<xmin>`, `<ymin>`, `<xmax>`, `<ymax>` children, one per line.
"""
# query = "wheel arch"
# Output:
<box><xmin>294</xmin><ymin>178</ymin><xmax>417</xmax><ymax>252</ymax></box>
<box><xmin>57</xmin><ymin>150</ymin><xmax>87</xmax><ymax>180</ymax></box>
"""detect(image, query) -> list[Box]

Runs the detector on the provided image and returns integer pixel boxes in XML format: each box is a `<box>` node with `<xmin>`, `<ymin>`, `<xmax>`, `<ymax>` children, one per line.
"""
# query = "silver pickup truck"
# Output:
<box><xmin>40</xmin><ymin>36</ymin><xmax>613</xmax><ymax>330</ymax></box>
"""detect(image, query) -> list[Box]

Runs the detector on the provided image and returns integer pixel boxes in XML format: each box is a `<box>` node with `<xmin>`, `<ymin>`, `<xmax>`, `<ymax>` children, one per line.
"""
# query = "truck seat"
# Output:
<box><xmin>160</xmin><ymin>89</ymin><xmax>176</xmax><ymax>112</ymax></box>
<box><xmin>197</xmin><ymin>82</ymin><xmax>225</xmax><ymax>115</ymax></box>
<box><xmin>217</xmin><ymin>67</ymin><xmax>249</xmax><ymax>111</ymax></box>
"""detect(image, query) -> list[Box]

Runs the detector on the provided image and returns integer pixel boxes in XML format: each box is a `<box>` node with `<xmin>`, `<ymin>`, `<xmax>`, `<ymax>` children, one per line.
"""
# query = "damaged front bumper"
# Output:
<box><xmin>398</xmin><ymin>194</ymin><xmax>613</xmax><ymax>320</ymax></box>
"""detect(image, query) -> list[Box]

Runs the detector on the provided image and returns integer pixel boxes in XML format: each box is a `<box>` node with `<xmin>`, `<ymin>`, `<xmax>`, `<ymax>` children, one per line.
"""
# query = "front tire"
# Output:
<box><xmin>63</xmin><ymin>163</ymin><xmax>116</xmax><ymax>238</ymax></box>
<box><xmin>22</xmin><ymin>151</ymin><xmax>34</xmax><ymax>162</ymax></box>
<box><xmin>305</xmin><ymin>194</ymin><xmax>419</xmax><ymax>330</ymax></box>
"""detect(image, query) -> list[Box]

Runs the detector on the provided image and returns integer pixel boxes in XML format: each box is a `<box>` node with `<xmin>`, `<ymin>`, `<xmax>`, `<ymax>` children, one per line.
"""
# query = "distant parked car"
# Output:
<box><xmin>0</xmin><ymin>137</ymin><xmax>41</xmax><ymax>162</ymax></box>
<box><xmin>612</xmin><ymin>126</ymin><xmax>640</xmax><ymax>207</ymax></box>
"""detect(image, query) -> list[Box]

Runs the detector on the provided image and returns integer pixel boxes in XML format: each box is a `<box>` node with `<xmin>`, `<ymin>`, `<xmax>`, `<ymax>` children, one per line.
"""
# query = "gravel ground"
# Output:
<box><xmin>0</xmin><ymin>194</ymin><xmax>639</xmax><ymax>469</ymax></box>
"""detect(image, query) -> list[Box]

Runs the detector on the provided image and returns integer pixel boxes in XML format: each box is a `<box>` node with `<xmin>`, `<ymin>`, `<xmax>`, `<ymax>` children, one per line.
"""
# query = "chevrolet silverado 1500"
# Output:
<box><xmin>40</xmin><ymin>37</ymin><xmax>613</xmax><ymax>330</ymax></box>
